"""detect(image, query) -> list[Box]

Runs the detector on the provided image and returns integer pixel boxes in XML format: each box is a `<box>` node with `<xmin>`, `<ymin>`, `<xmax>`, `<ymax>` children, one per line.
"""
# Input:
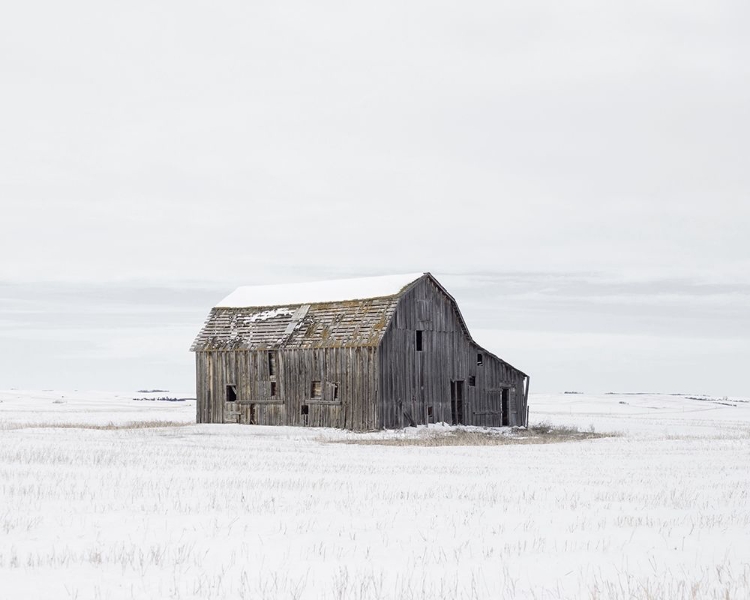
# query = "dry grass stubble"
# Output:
<box><xmin>0</xmin><ymin>421</ymin><xmax>190</xmax><ymax>431</ymax></box>
<box><xmin>331</xmin><ymin>422</ymin><xmax>613</xmax><ymax>446</ymax></box>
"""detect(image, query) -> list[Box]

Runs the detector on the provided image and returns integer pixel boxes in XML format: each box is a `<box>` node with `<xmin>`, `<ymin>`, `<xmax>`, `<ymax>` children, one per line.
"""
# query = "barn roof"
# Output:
<box><xmin>191</xmin><ymin>273</ymin><xmax>425</xmax><ymax>351</ymax></box>
<box><xmin>216</xmin><ymin>273</ymin><xmax>424</xmax><ymax>308</ymax></box>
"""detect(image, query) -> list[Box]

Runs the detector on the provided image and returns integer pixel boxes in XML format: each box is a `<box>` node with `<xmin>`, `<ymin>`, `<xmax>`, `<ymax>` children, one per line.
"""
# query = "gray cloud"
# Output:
<box><xmin>1</xmin><ymin>274</ymin><xmax>748</xmax><ymax>394</ymax></box>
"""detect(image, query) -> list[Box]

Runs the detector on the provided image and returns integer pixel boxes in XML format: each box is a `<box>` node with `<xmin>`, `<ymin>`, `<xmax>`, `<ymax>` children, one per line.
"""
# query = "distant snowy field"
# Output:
<box><xmin>1</xmin><ymin>390</ymin><xmax>749</xmax><ymax>599</ymax></box>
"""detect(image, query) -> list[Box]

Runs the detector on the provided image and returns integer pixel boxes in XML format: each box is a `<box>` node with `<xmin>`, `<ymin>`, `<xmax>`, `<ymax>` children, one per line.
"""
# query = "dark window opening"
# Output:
<box><xmin>416</xmin><ymin>330</ymin><xmax>423</xmax><ymax>351</ymax></box>
<box><xmin>468</xmin><ymin>376</ymin><xmax>476</xmax><ymax>386</ymax></box>
<box><xmin>311</xmin><ymin>381</ymin><xmax>322</xmax><ymax>398</ymax></box>
<box><xmin>301</xmin><ymin>404</ymin><xmax>309</xmax><ymax>415</ymax></box>
<box><xmin>268</xmin><ymin>351</ymin><xmax>276</xmax><ymax>376</ymax></box>
<box><xmin>225</xmin><ymin>385</ymin><xmax>237</xmax><ymax>402</ymax></box>
<box><xmin>333</xmin><ymin>383</ymin><xmax>339</xmax><ymax>400</ymax></box>
<box><xmin>427</xmin><ymin>406</ymin><xmax>434</xmax><ymax>422</ymax></box>
<box><xmin>477</xmin><ymin>353</ymin><xmax>483</xmax><ymax>366</ymax></box>
<box><xmin>270</xmin><ymin>381</ymin><xmax>277</xmax><ymax>397</ymax></box>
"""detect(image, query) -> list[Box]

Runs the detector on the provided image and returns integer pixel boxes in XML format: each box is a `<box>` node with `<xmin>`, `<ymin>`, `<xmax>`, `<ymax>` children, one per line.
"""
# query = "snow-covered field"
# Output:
<box><xmin>1</xmin><ymin>390</ymin><xmax>749</xmax><ymax>599</ymax></box>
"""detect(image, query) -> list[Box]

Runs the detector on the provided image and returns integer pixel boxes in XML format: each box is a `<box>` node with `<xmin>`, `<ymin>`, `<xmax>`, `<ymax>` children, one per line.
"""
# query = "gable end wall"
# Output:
<box><xmin>378</xmin><ymin>277</ymin><xmax>527</xmax><ymax>428</ymax></box>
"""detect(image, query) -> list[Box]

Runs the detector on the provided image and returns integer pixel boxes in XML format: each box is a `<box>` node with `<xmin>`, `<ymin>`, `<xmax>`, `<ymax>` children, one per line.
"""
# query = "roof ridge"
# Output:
<box><xmin>215</xmin><ymin>272</ymin><xmax>426</xmax><ymax>308</ymax></box>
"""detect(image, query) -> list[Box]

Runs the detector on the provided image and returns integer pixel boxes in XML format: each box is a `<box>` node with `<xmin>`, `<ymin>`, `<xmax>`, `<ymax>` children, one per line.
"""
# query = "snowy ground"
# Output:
<box><xmin>1</xmin><ymin>390</ymin><xmax>749</xmax><ymax>599</ymax></box>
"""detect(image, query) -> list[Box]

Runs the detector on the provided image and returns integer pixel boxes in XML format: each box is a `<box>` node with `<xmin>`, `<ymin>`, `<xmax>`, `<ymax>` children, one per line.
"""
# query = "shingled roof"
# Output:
<box><xmin>190</xmin><ymin>273</ymin><xmax>425</xmax><ymax>351</ymax></box>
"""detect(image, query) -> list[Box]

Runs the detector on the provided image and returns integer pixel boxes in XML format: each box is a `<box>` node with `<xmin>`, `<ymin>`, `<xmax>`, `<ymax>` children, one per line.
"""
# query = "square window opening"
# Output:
<box><xmin>301</xmin><ymin>404</ymin><xmax>309</xmax><ymax>415</ymax></box>
<box><xmin>270</xmin><ymin>381</ymin><xmax>277</xmax><ymax>397</ymax></box>
<box><xmin>416</xmin><ymin>330</ymin><xmax>423</xmax><ymax>352</ymax></box>
<box><xmin>469</xmin><ymin>376</ymin><xmax>476</xmax><ymax>386</ymax></box>
<box><xmin>311</xmin><ymin>381</ymin><xmax>322</xmax><ymax>398</ymax></box>
<box><xmin>477</xmin><ymin>353</ymin><xmax>483</xmax><ymax>366</ymax></box>
<box><xmin>225</xmin><ymin>384</ymin><xmax>237</xmax><ymax>402</ymax></box>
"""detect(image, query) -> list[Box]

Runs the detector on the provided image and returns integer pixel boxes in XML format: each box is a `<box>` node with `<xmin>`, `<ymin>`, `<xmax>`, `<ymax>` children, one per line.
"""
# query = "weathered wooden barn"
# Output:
<box><xmin>191</xmin><ymin>273</ymin><xmax>529</xmax><ymax>430</ymax></box>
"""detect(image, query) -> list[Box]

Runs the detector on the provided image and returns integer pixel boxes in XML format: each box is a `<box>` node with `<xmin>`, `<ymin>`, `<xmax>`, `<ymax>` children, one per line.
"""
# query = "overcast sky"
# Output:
<box><xmin>2</xmin><ymin>1</ymin><xmax>748</xmax><ymax>395</ymax></box>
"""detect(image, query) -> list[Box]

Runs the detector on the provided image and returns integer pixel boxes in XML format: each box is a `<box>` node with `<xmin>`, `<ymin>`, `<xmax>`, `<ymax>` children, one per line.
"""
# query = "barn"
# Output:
<box><xmin>190</xmin><ymin>273</ymin><xmax>529</xmax><ymax>430</ymax></box>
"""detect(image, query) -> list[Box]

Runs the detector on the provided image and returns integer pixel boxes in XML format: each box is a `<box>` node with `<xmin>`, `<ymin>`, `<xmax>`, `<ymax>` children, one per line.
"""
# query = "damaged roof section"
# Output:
<box><xmin>191</xmin><ymin>274</ymin><xmax>426</xmax><ymax>351</ymax></box>
<box><xmin>190</xmin><ymin>297</ymin><xmax>400</xmax><ymax>351</ymax></box>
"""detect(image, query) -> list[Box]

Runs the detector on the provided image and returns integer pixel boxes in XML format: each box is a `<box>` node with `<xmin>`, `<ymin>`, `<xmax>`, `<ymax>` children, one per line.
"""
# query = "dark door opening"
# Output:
<box><xmin>248</xmin><ymin>403</ymin><xmax>256</xmax><ymax>425</ymax></box>
<box><xmin>450</xmin><ymin>380</ymin><xmax>464</xmax><ymax>425</ymax></box>
<box><xmin>223</xmin><ymin>384</ymin><xmax>239</xmax><ymax>423</ymax></box>
<box><xmin>501</xmin><ymin>388</ymin><xmax>510</xmax><ymax>426</ymax></box>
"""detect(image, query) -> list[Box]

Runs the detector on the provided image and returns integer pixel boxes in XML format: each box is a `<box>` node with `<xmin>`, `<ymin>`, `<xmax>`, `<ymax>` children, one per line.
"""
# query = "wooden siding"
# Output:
<box><xmin>196</xmin><ymin>346</ymin><xmax>379</xmax><ymax>430</ymax></box>
<box><xmin>378</xmin><ymin>277</ymin><xmax>528</xmax><ymax>428</ymax></box>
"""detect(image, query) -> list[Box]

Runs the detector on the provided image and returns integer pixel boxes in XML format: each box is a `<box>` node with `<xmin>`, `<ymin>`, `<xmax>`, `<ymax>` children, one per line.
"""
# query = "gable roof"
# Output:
<box><xmin>191</xmin><ymin>273</ymin><xmax>425</xmax><ymax>351</ymax></box>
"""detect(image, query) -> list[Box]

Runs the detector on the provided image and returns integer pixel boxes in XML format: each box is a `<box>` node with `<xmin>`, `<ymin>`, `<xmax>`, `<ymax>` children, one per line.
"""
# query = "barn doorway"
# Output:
<box><xmin>450</xmin><ymin>380</ymin><xmax>464</xmax><ymax>425</ymax></box>
<box><xmin>501</xmin><ymin>388</ymin><xmax>510</xmax><ymax>426</ymax></box>
<box><xmin>223</xmin><ymin>384</ymin><xmax>240</xmax><ymax>423</ymax></box>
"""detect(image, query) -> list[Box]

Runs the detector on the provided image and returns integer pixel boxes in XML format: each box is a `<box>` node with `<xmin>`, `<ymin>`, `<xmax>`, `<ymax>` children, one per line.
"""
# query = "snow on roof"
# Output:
<box><xmin>215</xmin><ymin>273</ymin><xmax>426</xmax><ymax>308</ymax></box>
